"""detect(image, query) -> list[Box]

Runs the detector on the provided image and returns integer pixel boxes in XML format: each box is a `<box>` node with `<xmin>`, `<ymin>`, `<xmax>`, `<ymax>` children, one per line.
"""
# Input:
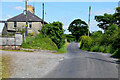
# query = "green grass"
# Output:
<box><xmin>1</xmin><ymin>49</ymin><xmax>33</xmax><ymax>52</ymax></box>
<box><xmin>21</xmin><ymin>34</ymin><xmax>68</xmax><ymax>54</ymax></box>
<box><xmin>2</xmin><ymin>55</ymin><xmax>12</xmax><ymax>78</ymax></box>
<box><xmin>22</xmin><ymin>34</ymin><xmax>58</xmax><ymax>51</ymax></box>
<box><xmin>0</xmin><ymin>56</ymin><xmax>1</xmax><ymax>79</ymax></box>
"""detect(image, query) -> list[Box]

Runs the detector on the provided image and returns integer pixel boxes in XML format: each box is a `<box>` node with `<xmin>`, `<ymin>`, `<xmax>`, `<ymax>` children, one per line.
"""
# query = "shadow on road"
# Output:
<box><xmin>86</xmin><ymin>57</ymin><xmax>120</xmax><ymax>64</ymax></box>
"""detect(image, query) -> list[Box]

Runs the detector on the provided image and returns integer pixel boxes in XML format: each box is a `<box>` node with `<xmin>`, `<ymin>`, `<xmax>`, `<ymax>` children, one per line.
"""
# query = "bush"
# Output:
<box><xmin>105</xmin><ymin>45</ymin><xmax>115</xmax><ymax>53</ymax></box>
<box><xmin>99</xmin><ymin>46</ymin><xmax>105</xmax><ymax>52</ymax></box>
<box><xmin>80</xmin><ymin>36</ymin><xmax>94</xmax><ymax>50</ymax></box>
<box><xmin>111</xmin><ymin>30</ymin><xmax>120</xmax><ymax>50</ymax></box>
<box><xmin>111</xmin><ymin>49</ymin><xmax>120</xmax><ymax>58</ymax></box>
<box><xmin>91</xmin><ymin>31</ymin><xmax>102</xmax><ymax>38</ymax></box>
<box><xmin>90</xmin><ymin>45</ymin><xmax>99</xmax><ymax>52</ymax></box>
<box><xmin>98</xmin><ymin>34</ymin><xmax>109</xmax><ymax>46</ymax></box>
<box><xmin>79</xmin><ymin>40</ymin><xmax>82</xmax><ymax>49</ymax></box>
<box><xmin>29</xmin><ymin>32</ymin><xmax>34</xmax><ymax>36</ymax></box>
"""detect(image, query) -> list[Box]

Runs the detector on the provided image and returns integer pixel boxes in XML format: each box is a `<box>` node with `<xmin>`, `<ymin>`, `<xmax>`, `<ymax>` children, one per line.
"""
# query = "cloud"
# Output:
<box><xmin>7</xmin><ymin>15</ymin><xmax>11</xmax><ymax>18</ymax></box>
<box><xmin>63</xmin><ymin>25</ymin><xmax>71</xmax><ymax>34</ymax></box>
<box><xmin>15</xmin><ymin>6</ymin><xmax>24</xmax><ymax>11</ymax></box>
<box><xmin>89</xmin><ymin>20</ymin><xmax>103</xmax><ymax>32</ymax></box>
<box><xmin>92</xmin><ymin>8</ymin><xmax>115</xmax><ymax>15</ymax></box>
<box><xmin>63</xmin><ymin>25</ymin><xmax>68</xmax><ymax>30</ymax></box>
<box><xmin>1</xmin><ymin>14</ymin><xmax>12</xmax><ymax>20</ymax></box>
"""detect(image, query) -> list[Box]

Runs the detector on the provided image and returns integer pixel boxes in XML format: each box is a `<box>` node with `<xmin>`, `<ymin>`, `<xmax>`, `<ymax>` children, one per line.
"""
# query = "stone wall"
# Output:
<box><xmin>0</xmin><ymin>33</ymin><xmax>22</xmax><ymax>50</ymax></box>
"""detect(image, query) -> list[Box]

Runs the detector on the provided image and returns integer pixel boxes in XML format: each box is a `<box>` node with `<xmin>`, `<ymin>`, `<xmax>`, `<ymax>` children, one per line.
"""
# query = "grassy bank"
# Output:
<box><xmin>22</xmin><ymin>34</ymin><xmax>69</xmax><ymax>54</ymax></box>
<box><xmin>22</xmin><ymin>34</ymin><xmax>58</xmax><ymax>51</ymax></box>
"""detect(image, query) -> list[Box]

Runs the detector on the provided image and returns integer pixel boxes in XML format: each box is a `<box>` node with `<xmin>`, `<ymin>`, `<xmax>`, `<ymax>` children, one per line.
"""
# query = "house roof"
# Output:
<box><xmin>7</xmin><ymin>11</ymin><xmax>47</xmax><ymax>23</ymax></box>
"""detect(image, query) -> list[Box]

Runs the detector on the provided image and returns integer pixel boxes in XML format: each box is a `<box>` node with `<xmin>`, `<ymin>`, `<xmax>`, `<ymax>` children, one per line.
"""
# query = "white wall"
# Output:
<box><xmin>0</xmin><ymin>23</ymin><xmax>4</xmax><ymax>33</ymax></box>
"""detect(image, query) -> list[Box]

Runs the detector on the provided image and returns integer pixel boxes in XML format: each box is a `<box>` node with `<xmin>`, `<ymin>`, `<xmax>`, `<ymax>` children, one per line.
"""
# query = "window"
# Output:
<box><xmin>14</xmin><ymin>22</ymin><xmax>17</xmax><ymax>27</ymax></box>
<box><xmin>28</xmin><ymin>22</ymin><xmax>32</xmax><ymax>28</ymax></box>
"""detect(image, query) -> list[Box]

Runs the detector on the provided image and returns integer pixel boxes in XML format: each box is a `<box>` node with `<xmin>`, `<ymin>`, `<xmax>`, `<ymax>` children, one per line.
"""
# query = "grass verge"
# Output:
<box><xmin>1</xmin><ymin>50</ymin><xmax>33</xmax><ymax>52</ymax></box>
<box><xmin>2</xmin><ymin>54</ymin><xmax>12</xmax><ymax>78</ymax></box>
<box><xmin>0</xmin><ymin>55</ymin><xmax>1</xmax><ymax>79</ymax></box>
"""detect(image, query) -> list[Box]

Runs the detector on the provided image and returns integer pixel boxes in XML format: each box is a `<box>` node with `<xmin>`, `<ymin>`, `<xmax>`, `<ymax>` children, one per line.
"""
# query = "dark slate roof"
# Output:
<box><xmin>0</xmin><ymin>21</ymin><xmax>7</xmax><ymax>23</ymax></box>
<box><xmin>7</xmin><ymin>11</ymin><xmax>47</xmax><ymax>23</ymax></box>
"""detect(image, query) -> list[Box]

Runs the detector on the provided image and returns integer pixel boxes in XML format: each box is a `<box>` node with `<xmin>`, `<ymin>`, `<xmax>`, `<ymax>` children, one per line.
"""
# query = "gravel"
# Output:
<box><xmin>1</xmin><ymin>50</ymin><xmax>65</xmax><ymax>78</ymax></box>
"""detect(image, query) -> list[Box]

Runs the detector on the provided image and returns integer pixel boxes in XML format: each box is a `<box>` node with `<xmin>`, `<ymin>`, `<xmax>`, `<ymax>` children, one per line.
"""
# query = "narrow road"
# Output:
<box><xmin>44</xmin><ymin>43</ymin><xmax>118</xmax><ymax>78</ymax></box>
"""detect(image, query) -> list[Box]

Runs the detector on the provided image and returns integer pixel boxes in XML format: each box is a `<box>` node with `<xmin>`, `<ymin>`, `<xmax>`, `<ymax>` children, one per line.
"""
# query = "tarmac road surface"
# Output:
<box><xmin>44</xmin><ymin>42</ymin><xmax>118</xmax><ymax>78</ymax></box>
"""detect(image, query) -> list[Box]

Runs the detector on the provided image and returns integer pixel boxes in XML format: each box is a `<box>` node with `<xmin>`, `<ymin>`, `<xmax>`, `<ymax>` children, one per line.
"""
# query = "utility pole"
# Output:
<box><xmin>42</xmin><ymin>3</ymin><xmax>44</xmax><ymax>26</ymax></box>
<box><xmin>88</xmin><ymin>6</ymin><xmax>91</xmax><ymax>37</ymax></box>
<box><xmin>25</xmin><ymin>0</ymin><xmax>28</xmax><ymax>36</ymax></box>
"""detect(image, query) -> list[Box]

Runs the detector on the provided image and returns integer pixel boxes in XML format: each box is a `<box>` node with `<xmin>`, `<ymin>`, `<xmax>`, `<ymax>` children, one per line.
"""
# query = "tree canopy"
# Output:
<box><xmin>95</xmin><ymin>7</ymin><xmax>120</xmax><ymax>31</ymax></box>
<box><xmin>95</xmin><ymin>13</ymin><xmax>116</xmax><ymax>31</ymax></box>
<box><xmin>68</xmin><ymin>19</ymin><xmax>88</xmax><ymax>42</ymax></box>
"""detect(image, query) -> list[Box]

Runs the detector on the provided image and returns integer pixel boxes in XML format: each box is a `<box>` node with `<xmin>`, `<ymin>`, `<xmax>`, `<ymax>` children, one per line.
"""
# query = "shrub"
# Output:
<box><xmin>79</xmin><ymin>40</ymin><xmax>82</xmax><ymax>49</ymax></box>
<box><xmin>111</xmin><ymin>30</ymin><xmax>120</xmax><ymax>50</ymax></box>
<box><xmin>105</xmin><ymin>45</ymin><xmax>115</xmax><ymax>53</ymax></box>
<box><xmin>111</xmin><ymin>49</ymin><xmax>120</xmax><ymax>58</ymax></box>
<box><xmin>80</xmin><ymin>36</ymin><xmax>94</xmax><ymax>50</ymax></box>
<box><xmin>91</xmin><ymin>30</ymin><xmax>102</xmax><ymax>38</ymax></box>
<box><xmin>29</xmin><ymin>32</ymin><xmax>34</xmax><ymax>36</ymax></box>
<box><xmin>90</xmin><ymin>45</ymin><xmax>99</xmax><ymax>52</ymax></box>
<box><xmin>98</xmin><ymin>34</ymin><xmax>109</xmax><ymax>46</ymax></box>
<box><xmin>99</xmin><ymin>46</ymin><xmax>105</xmax><ymax>52</ymax></box>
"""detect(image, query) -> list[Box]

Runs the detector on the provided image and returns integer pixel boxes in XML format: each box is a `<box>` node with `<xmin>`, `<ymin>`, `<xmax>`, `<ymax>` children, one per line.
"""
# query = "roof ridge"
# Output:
<box><xmin>27</xmin><ymin>11</ymin><xmax>42</xmax><ymax>20</ymax></box>
<box><xmin>7</xmin><ymin>11</ymin><xmax>44</xmax><ymax>22</ymax></box>
<box><xmin>7</xmin><ymin>12</ymin><xmax>24</xmax><ymax>21</ymax></box>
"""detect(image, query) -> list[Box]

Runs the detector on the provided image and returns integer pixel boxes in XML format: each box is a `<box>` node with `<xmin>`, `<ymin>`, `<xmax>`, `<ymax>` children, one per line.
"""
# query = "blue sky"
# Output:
<box><xmin>0</xmin><ymin>2</ymin><xmax>118</xmax><ymax>34</ymax></box>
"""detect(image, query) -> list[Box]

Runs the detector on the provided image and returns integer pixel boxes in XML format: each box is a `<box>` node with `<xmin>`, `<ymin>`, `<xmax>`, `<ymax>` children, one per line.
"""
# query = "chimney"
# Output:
<box><xmin>27</xmin><ymin>5</ymin><xmax>35</xmax><ymax>14</ymax></box>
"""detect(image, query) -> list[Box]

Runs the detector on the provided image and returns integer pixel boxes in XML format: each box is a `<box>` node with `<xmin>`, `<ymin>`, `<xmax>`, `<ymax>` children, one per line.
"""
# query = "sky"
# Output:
<box><xmin>0</xmin><ymin>1</ymin><xmax>118</xmax><ymax>34</ymax></box>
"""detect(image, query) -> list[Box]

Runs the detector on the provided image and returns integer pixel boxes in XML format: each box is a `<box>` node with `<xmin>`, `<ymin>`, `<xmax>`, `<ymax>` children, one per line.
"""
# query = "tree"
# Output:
<box><xmin>95</xmin><ymin>13</ymin><xmax>116</xmax><ymax>31</ymax></box>
<box><xmin>105</xmin><ymin>24</ymin><xmax>118</xmax><ymax>36</ymax></box>
<box><xmin>41</xmin><ymin>21</ymin><xmax>65</xmax><ymax>49</ymax></box>
<box><xmin>68</xmin><ymin>19</ymin><xmax>88</xmax><ymax>42</ymax></box>
<box><xmin>95</xmin><ymin>7</ymin><xmax>120</xmax><ymax>31</ymax></box>
<box><xmin>65</xmin><ymin>34</ymin><xmax>75</xmax><ymax>42</ymax></box>
<box><xmin>113</xmin><ymin>7</ymin><xmax>120</xmax><ymax>27</ymax></box>
<box><xmin>91</xmin><ymin>31</ymin><xmax>102</xmax><ymax>38</ymax></box>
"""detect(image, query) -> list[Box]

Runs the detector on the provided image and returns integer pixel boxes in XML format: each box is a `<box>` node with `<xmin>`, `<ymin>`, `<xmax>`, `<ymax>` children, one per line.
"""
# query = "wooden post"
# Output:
<box><xmin>25</xmin><ymin>0</ymin><xmax>28</xmax><ymax>36</ymax></box>
<box><xmin>88</xmin><ymin>6</ymin><xmax>91</xmax><ymax>37</ymax></box>
<box><xmin>24</xmin><ymin>33</ymin><xmax>26</xmax><ymax>43</ymax></box>
<box><xmin>42</xmin><ymin>3</ymin><xmax>44</xmax><ymax>26</ymax></box>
